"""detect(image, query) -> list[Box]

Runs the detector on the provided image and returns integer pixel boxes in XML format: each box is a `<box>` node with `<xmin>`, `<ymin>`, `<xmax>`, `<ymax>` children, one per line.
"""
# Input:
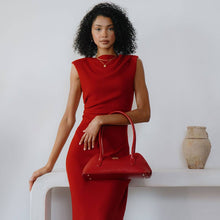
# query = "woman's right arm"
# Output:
<box><xmin>29</xmin><ymin>63</ymin><xmax>82</xmax><ymax>191</ymax></box>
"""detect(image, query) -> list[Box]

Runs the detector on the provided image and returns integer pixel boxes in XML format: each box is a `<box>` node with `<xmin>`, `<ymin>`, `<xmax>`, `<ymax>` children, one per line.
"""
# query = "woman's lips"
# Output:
<box><xmin>100</xmin><ymin>40</ymin><xmax>109</xmax><ymax>44</ymax></box>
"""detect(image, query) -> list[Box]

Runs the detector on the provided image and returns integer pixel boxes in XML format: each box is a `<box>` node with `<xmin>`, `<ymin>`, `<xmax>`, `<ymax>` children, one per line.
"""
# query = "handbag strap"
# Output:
<box><xmin>98</xmin><ymin>111</ymin><xmax>136</xmax><ymax>165</ymax></box>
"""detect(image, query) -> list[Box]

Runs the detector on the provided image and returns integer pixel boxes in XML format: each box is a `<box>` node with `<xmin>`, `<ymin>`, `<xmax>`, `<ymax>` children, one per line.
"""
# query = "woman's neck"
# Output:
<box><xmin>96</xmin><ymin>49</ymin><xmax>117</xmax><ymax>57</ymax></box>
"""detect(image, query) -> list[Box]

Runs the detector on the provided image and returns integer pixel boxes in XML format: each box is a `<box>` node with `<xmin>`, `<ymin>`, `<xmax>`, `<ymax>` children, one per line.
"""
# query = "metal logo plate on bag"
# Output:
<box><xmin>112</xmin><ymin>157</ymin><xmax>119</xmax><ymax>160</ymax></box>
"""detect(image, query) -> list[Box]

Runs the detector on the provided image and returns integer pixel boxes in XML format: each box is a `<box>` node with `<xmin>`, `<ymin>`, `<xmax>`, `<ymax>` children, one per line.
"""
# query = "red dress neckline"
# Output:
<box><xmin>96</xmin><ymin>54</ymin><xmax>119</xmax><ymax>59</ymax></box>
<box><xmin>93</xmin><ymin>54</ymin><xmax>121</xmax><ymax>68</ymax></box>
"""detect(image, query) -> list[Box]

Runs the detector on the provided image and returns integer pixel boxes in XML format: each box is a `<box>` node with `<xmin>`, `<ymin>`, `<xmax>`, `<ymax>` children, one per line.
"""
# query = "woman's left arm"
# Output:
<box><xmin>79</xmin><ymin>58</ymin><xmax>151</xmax><ymax>150</ymax></box>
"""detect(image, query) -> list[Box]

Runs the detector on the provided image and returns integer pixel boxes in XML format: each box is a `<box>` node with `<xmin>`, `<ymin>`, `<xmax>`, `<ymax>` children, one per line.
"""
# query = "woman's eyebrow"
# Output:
<box><xmin>94</xmin><ymin>24</ymin><xmax>114</xmax><ymax>27</ymax></box>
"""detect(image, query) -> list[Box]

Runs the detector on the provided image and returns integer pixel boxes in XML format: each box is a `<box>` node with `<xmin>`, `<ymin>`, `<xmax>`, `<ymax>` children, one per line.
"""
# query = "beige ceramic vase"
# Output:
<box><xmin>182</xmin><ymin>126</ymin><xmax>211</xmax><ymax>169</ymax></box>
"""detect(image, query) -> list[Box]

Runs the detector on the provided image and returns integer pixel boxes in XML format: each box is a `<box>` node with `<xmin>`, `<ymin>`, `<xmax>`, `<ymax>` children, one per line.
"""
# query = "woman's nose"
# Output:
<box><xmin>101</xmin><ymin>29</ymin><xmax>107</xmax><ymax>37</ymax></box>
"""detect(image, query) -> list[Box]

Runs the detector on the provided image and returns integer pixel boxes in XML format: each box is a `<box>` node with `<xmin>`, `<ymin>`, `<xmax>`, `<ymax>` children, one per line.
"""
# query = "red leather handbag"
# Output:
<box><xmin>82</xmin><ymin>111</ymin><xmax>152</xmax><ymax>181</ymax></box>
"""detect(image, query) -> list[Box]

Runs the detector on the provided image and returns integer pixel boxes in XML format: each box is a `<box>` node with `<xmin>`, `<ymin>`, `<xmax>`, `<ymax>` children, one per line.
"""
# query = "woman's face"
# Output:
<box><xmin>91</xmin><ymin>16</ymin><xmax>115</xmax><ymax>51</ymax></box>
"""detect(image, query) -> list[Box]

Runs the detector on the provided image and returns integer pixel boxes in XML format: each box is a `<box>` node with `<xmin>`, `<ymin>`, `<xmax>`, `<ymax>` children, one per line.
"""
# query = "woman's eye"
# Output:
<box><xmin>95</xmin><ymin>28</ymin><xmax>101</xmax><ymax>31</ymax></box>
<box><xmin>109</xmin><ymin>27</ymin><xmax>114</xmax><ymax>31</ymax></box>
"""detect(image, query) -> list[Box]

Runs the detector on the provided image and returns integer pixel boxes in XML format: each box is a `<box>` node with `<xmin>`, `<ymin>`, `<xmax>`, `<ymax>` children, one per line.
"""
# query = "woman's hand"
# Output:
<box><xmin>79</xmin><ymin>116</ymin><xmax>102</xmax><ymax>150</ymax></box>
<box><xmin>29</xmin><ymin>165</ymin><xmax>52</xmax><ymax>192</ymax></box>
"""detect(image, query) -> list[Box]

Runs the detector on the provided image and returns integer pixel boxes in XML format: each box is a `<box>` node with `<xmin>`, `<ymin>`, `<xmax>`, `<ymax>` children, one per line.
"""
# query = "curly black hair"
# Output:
<box><xmin>73</xmin><ymin>2</ymin><xmax>137</xmax><ymax>57</ymax></box>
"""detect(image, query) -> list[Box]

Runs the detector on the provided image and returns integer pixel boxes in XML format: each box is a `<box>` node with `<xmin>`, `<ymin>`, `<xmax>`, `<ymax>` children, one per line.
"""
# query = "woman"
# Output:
<box><xmin>29</xmin><ymin>2</ymin><xmax>150</xmax><ymax>220</ymax></box>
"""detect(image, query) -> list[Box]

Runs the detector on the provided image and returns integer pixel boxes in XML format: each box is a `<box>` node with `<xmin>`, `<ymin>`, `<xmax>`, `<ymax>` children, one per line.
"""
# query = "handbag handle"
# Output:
<box><xmin>98</xmin><ymin>111</ymin><xmax>136</xmax><ymax>166</ymax></box>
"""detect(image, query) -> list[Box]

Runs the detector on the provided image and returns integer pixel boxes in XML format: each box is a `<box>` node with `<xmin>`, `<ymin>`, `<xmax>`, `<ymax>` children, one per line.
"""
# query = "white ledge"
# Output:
<box><xmin>33</xmin><ymin>168</ymin><xmax>220</xmax><ymax>188</ymax></box>
<box><xmin>30</xmin><ymin>168</ymin><xmax>220</xmax><ymax>220</ymax></box>
<box><xmin>133</xmin><ymin>168</ymin><xmax>220</xmax><ymax>187</ymax></box>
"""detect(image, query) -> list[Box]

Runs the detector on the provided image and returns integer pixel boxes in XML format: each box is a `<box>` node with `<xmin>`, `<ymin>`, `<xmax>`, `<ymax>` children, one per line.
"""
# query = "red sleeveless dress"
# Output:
<box><xmin>66</xmin><ymin>54</ymin><xmax>138</xmax><ymax>220</ymax></box>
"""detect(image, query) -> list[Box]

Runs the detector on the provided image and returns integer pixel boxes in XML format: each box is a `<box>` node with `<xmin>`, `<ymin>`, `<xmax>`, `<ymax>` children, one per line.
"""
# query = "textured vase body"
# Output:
<box><xmin>182</xmin><ymin>126</ymin><xmax>211</xmax><ymax>169</ymax></box>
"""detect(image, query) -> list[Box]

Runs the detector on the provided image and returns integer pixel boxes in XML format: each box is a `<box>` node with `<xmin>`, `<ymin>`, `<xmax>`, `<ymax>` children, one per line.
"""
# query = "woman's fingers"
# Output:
<box><xmin>29</xmin><ymin>176</ymin><xmax>37</xmax><ymax>191</ymax></box>
<box><xmin>92</xmin><ymin>136</ymin><xmax>95</xmax><ymax>149</ymax></box>
<box><xmin>79</xmin><ymin>132</ymin><xmax>96</xmax><ymax>150</ymax></box>
<box><xmin>79</xmin><ymin>116</ymin><xmax>101</xmax><ymax>150</ymax></box>
<box><xmin>29</xmin><ymin>171</ymin><xmax>40</xmax><ymax>191</ymax></box>
<box><xmin>29</xmin><ymin>166</ymin><xmax>52</xmax><ymax>192</ymax></box>
<box><xmin>79</xmin><ymin>131</ymin><xmax>86</xmax><ymax>146</ymax></box>
<box><xmin>29</xmin><ymin>179</ymin><xmax>34</xmax><ymax>191</ymax></box>
<box><xmin>87</xmin><ymin>136</ymin><xmax>92</xmax><ymax>150</ymax></box>
<box><xmin>83</xmin><ymin>134</ymin><xmax>89</xmax><ymax>150</ymax></box>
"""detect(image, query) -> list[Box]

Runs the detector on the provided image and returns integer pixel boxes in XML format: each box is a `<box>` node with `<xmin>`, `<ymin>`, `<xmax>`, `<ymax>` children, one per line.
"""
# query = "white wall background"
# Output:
<box><xmin>0</xmin><ymin>0</ymin><xmax>220</xmax><ymax>219</ymax></box>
